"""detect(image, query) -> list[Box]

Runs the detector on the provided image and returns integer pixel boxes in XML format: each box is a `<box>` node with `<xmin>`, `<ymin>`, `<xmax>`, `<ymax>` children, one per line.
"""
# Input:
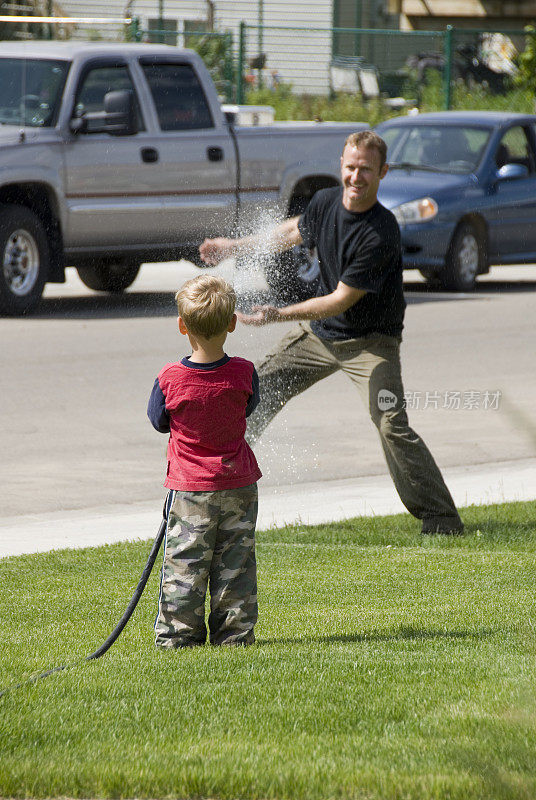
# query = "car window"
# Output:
<box><xmin>495</xmin><ymin>126</ymin><xmax>534</xmax><ymax>172</ymax></box>
<box><xmin>381</xmin><ymin>124</ymin><xmax>490</xmax><ymax>173</ymax></box>
<box><xmin>74</xmin><ymin>65</ymin><xmax>144</xmax><ymax>132</ymax></box>
<box><xmin>379</xmin><ymin>127</ymin><xmax>400</xmax><ymax>151</ymax></box>
<box><xmin>141</xmin><ymin>63</ymin><xmax>214</xmax><ymax>131</ymax></box>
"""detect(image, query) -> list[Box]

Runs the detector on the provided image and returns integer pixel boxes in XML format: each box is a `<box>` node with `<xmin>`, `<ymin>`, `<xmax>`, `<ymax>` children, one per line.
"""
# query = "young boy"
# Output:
<box><xmin>147</xmin><ymin>275</ymin><xmax>261</xmax><ymax>647</ymax></box>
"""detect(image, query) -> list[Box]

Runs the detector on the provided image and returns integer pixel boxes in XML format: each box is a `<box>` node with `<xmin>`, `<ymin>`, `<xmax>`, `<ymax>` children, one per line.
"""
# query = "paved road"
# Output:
<box><xmin>2</xmin><ymin>260</ymin><xmax>536</xmax><ymax>521</ymax></box>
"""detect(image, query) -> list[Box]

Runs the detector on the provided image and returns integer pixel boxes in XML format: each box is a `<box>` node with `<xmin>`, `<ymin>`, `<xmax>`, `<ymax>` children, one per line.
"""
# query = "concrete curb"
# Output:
<box><xmin>1</xmin><ymin>458</ymin><xmax>535</xmax><ymax>558</ymax></box>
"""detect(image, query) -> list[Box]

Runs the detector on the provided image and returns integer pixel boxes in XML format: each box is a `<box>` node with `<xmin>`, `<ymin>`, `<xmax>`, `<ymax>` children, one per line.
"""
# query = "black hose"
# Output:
<box><xmin>87</xmin><ymin>516</ymin><xmax>166</xmax><ymax>660</ymax></box>
<box><xmin>0</xmin><ymin>513</ymin><xmax>167</xmax><ymax>699</ymax></box>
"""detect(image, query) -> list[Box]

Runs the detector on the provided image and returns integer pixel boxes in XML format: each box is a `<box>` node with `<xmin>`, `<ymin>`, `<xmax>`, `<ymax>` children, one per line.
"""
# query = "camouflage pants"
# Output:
<box><xmin>155</xmin><ymin>483</ymin><xmax>258</xmax><ymax>648</ymax></box>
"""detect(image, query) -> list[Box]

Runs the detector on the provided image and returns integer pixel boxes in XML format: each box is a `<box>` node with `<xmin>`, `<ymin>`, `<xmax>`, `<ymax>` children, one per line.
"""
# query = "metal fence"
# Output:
<box><xmin>235</xmin><ymin>23</ymin><xmax>532</xmax><ymax>115</ymax></box>
<box><xmin>0</xmin><ymin>14</ymin><xmax>533</xmax><ymax>115</ymax></box>
<box><xmin>237</xmin><ymin>23</ymin><xmax>447</xmax><ymax>101</ymax></box>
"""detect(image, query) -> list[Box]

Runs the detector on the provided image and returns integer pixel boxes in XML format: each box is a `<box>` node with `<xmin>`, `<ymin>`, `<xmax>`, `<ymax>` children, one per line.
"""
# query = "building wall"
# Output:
<box><xmin>59</xmin><ymin>0</ymin><xmax>335</xmax><ymax>94</ymax></box>
<box><xmin>388</xmin><ymin>0</ymin><xmax>536</xmax><ymax>30</ymax></box>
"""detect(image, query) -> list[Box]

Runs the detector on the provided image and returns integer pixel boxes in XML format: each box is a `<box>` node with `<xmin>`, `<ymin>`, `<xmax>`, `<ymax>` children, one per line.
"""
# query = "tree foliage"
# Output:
<box><xmin>513</xmin><ymin>25</ymin><xmax>536</xmax><ymax>94</ymax></box>
<box><xmin>188</xmin><ymin>33</ymin><xmax>235</xmax><ymax>102</ymax></box>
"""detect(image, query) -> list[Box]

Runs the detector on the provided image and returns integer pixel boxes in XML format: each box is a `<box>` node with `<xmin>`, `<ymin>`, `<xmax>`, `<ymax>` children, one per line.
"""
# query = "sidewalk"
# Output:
<box><xmin>1</xmin><ymin>458</ymin><xmax>535</xmax><ymax>558</ymax></box>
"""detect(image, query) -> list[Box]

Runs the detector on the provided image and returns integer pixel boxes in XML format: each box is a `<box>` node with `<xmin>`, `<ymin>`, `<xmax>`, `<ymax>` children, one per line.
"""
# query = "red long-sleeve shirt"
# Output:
<box><xmin>148</xmin><ymin>355</ymin><xmax>261</xmax><ymax>491</ymax></box>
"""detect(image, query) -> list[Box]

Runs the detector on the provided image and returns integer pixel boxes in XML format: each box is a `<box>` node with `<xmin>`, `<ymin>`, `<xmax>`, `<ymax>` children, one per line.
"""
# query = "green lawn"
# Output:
<box><xmin>1</xmin><ymin>501</ymin><xmax>535</xmax><ymax>800</ymax></box>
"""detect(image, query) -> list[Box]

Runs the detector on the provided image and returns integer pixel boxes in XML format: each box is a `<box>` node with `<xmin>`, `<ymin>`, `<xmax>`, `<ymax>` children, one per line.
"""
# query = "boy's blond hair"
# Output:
<box><xmin>175</xmin><ymin>274</ymin><xmax>236</xmax><ymax>339</ymax></box>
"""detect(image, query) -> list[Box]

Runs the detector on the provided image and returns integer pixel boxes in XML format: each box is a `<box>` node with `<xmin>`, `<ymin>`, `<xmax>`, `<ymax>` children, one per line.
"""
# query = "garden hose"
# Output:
<box><xmin>0</xmin><ymin>508</ymin><xmax>168</xmax><ymax>699</ymax></box>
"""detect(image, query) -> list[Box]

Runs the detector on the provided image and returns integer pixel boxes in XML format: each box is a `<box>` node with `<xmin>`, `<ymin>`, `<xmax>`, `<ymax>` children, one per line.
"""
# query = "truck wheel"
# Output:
<box><xmin>441</xmin><ymin>222</ymin><xmax>486</xmax><ymax>292</ymax></box>
<box><xmin>419</xmin><ymin>269</ymin><xmax>441</xmax><ymax>288</ymax></box>
<box><xmin>0</xmin><ymin>205</ymin><xmax>49</xmax><ymax>315</ymax></box>
<box><xmin>77</xmin><ymin>263</ymin><xmax>141</xmax><ymax>293</ymax></box>
<box><xmin>264</xmin><ymin>245</ymin><xmax>320</xmax><ymax>303</ymax></box>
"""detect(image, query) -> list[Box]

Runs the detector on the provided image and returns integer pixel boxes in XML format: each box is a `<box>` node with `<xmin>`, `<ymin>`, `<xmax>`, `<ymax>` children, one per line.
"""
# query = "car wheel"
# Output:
<box><xmin>0</xmin><ymin>204</ymin><xmax>49</xmax><ymax>315</ymax></box>
<box><xmin>442</xmin><ymin>222</ymin><xmax>485</xmax><ymax>292</ymax></box>
<box><xmin>77</xmin><ymin>262</ymin><xmax>141</xmax><ymax>293</ymax></box>
<box><xmin>264</xmin><ymin>245</ymin><xmax>320</xmax><ymax>303</ymax></box>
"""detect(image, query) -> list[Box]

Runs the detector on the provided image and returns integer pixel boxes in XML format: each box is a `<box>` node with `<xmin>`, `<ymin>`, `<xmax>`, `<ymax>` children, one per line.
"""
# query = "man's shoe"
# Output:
<box><xmin>421</xmin><ymin>517</ymin><xmax>464</xmax><ymax>536</ymax></box>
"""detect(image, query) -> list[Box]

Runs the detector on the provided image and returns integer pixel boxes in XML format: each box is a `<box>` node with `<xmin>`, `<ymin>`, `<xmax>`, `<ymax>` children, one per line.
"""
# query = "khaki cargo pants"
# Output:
<box><xmin>155</xmin><ymin>483</ymin><xmax>258</xmax><ymax>648</ymax></box>
<box><xmin>246</xmin><ymin>323</ymin><xmax>462</xmax><ymax>533</ymax></box>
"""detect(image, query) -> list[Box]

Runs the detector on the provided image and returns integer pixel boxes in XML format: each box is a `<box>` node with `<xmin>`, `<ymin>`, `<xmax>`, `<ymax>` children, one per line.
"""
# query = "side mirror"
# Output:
<box><xmin>497</xmin><ymin>163</ymin><xmax>529</xmax><ymax>181</ymax></box>
<box><xmin>69</xmin><ymin>90</ymin><xmax>137</xmax><ymax>136</ymax></box>
<box><xmin>104</xmin><ymin>90</ymin><xmax>137</xmax><ymax>136</ymax></box>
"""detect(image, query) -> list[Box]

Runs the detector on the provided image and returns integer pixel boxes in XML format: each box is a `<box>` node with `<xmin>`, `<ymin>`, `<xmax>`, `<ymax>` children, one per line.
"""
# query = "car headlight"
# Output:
<box><xmin>392</xmin><ymin>197</ymin><xmax>438</xmax><ymax>225</ymax></box>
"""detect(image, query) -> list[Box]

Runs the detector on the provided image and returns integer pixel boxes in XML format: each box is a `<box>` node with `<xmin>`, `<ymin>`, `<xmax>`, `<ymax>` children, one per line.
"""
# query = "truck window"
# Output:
<box><xmin>74</xmin><ymin>65</ymin><xmax>144</xmax><ymax>132</ymax></box>
<box><xmin>141</xmin><ymin>63</ymin><xmax>214</xmax><ymax>131</ymax></box>
<box><xmin>0</xmin><ymin>58</ymin><xmax>69</xmax><ymax>127</ymax></box>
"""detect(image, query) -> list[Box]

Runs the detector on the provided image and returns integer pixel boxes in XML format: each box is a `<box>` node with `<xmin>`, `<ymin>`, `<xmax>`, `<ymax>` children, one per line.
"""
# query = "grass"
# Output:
<box><xmin>1</xmin><ymin>500</ymin><xmax>536</xmax><ymax>799</ymax></box>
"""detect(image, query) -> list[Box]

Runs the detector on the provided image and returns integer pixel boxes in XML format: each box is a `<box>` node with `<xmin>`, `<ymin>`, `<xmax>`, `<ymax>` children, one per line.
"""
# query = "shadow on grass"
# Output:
<box><xmin>461</xmin><ymin>519</ymin><xmax>536</xmax><ymax>550</ymax></box>
<box><xmin>258</xmin><ymin>625</ymin><xmax>494</xmax><ymax>646</ymax></box>
<box><xmin>448</xmin><ymin>735</ymin><xmax>536</xmax><ymax>800</ymax></box>
<box><xmin>464</xmin><ymin>520</ymin><xmax>536</xmax><ymax>534</ymax></box>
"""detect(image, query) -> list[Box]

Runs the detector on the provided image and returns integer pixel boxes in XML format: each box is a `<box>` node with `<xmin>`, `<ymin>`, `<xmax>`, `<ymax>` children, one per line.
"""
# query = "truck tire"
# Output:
<box><xmin>0</xmin><ymin>204</ymin><xmax>49</xmax><ymax>315</ymax></box>
<box><xmin>264</xmin><ymin>245</ymin><xmax>320</xmax><ymax>303</ymax></box>
<box><xmin>77</xmin><ymin>262</ymin><xmax>141</xmax><ymax>293</ymax></box>
<box><xmin>419</xmin><ymin>269</ymin><xmax>441</xmax><ymax>288</ymax></box>
<box><xmin>237</xmin><ymin>195</ymin><xmax>321</xmax><ymax>304</ymax></box>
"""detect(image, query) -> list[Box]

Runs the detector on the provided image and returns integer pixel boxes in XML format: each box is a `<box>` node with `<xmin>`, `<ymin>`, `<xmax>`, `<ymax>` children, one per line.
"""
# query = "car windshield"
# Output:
<box><xmin>379</xmin><ymin>124</ymin><xmax>492</xmax><ymax>174</ymax></box>
<box><xmin>0</xmin><ymin>58</ymin><xmax>70</xmax><ymax>127</ymax></box>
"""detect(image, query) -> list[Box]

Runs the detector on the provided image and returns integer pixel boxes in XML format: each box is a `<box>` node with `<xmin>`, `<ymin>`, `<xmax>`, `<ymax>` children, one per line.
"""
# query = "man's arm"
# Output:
<box><xmin>199</xmin><ymin>216</ymin><xmax>303</xmax><ymax>266</ymax></box>
<box><xmin>237</xmin><ymin>281</ymin><xmax>367</xmax><ymax>326</ymax></box>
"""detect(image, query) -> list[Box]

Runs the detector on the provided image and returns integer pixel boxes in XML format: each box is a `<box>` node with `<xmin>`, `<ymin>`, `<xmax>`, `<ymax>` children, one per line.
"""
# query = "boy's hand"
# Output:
<box><xmin>199</xmin><ymin>237</ymin><xmax>235</xmax><ymax>266</ymax></box>
<box><xmin>237</xmin><ymin>306</ymin><xmax>281</xmax><ymax>326</ymax></box>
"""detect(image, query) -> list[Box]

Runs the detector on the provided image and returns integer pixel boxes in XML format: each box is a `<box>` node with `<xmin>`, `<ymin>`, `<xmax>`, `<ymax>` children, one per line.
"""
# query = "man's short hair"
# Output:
<box><xmin>175</xmin><ymin>274</ymin><xmax>236</xmax><ymax>339</ymax></box>
<box><xmin>344</xmin><ymin>130</ymin><xmax>387</xmax><ymax>170</ymax></box>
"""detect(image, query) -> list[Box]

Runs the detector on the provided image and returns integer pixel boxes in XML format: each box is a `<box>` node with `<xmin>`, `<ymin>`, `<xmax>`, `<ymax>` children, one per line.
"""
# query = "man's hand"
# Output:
<box><xmin>199</xmin><ymin>237</ymin><xmax>235</xmax><ymax>266</ymax></box>
<box><xmin>237</xmin><ymin>306</ymin><xmax>281</xmax><ymax>326</ymax></box>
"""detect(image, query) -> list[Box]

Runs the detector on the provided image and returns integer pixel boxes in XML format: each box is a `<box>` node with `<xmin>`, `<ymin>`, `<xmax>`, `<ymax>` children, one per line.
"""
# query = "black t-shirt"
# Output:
<box><xmin>297</xmin><ymin>187</ymin><xmax>406</xmax><ymax>340</ymax></box>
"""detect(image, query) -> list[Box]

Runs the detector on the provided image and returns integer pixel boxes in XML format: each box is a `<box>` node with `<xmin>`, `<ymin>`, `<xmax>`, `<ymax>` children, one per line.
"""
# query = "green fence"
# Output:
<box><xmin>0</xmin><ymin>14</ymin><xmax>533</xmax><ymax>116</ymax></box>
<box><xmin>235</xmin><ymin>23</ymin><xmax>532</xmax><ymax>117</ymax></box>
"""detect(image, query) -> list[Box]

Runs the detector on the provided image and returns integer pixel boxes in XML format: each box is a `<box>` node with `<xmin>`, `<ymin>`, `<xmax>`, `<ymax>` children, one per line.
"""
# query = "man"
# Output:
<box><xmin>200</xmin><ymin>131</ymin><xmax>463</xmax><ymax>534</ymax></box>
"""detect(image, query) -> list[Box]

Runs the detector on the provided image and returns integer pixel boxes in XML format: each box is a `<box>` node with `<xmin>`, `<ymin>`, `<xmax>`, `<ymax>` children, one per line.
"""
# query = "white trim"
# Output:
<box><xmin>0</xmin><ymin>16</ymin><xmax>131</xmax><ymax>23</ymax></box>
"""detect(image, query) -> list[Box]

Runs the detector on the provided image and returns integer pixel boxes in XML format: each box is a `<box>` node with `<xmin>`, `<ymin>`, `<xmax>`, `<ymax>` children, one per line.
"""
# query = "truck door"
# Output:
<box><xmin>137</xmin><ymin>58</ymin><xmax>237</xmax><ymax>241</ymax></box>
<box><xmin>63</xmin><ymin>60</ymin><xmax>161</xmax><ymax>249</ymax></box>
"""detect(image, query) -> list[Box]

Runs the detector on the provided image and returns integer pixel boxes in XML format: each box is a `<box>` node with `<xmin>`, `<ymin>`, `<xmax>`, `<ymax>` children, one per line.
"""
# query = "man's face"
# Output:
<box><xmin>340</xmin><ymin>144</ymin><xmax>388</xmax><ymax>212</ymax></box>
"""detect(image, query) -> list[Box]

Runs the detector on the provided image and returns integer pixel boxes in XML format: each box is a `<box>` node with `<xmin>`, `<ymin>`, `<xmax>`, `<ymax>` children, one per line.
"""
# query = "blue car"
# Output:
<box><xmin>374</xmin><ymin>111</ymin><xmax>536</xmax><ymax>290</ymax></box>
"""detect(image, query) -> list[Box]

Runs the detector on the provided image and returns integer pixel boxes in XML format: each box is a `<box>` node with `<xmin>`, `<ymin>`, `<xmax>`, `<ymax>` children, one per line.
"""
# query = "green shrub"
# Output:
<box><xmin>245</xmin><ymin>84</ymin><xmax>399</xmax><ymax>125</ymax></box>
<box><xmin>514</xmin><ymin>24</ymin><xmax>536</xmax><ymax>97</ymax></box>
<box><xmin>245</xmin><ymin>67</ymin><xmax>534</xmax><ymax>126</ymax></box>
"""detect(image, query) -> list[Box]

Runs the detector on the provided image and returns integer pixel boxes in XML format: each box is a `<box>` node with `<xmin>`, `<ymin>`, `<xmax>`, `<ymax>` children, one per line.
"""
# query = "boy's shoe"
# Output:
<box><xmin>155</xmin><ymin>638</ymin><xmax>205</xmax><ymax>649</ymax></box>
<box><xmin>211</xmin><ymin>631</ymin><xmax>255</xmax><ymax>646</ymax></box>
<box><xmin>421</xmin><ymin>516</ymin><xmax>464</xmax><ymax>535</ymax></box>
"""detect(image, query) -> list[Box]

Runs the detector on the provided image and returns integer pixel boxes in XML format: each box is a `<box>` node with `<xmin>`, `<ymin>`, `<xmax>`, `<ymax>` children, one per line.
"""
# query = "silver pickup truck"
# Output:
<box><xmin>0</xmin><ymin>42</ymin><xmax>365</xmax><ymax>315</ymax></box>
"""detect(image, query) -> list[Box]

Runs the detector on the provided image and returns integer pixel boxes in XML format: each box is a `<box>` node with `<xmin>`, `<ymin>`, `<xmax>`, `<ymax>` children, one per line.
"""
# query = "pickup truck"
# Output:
<box><xmin>0</xmin><ymin>41</ymin><xmax>365</xmax><ymax>315</ymax></box>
